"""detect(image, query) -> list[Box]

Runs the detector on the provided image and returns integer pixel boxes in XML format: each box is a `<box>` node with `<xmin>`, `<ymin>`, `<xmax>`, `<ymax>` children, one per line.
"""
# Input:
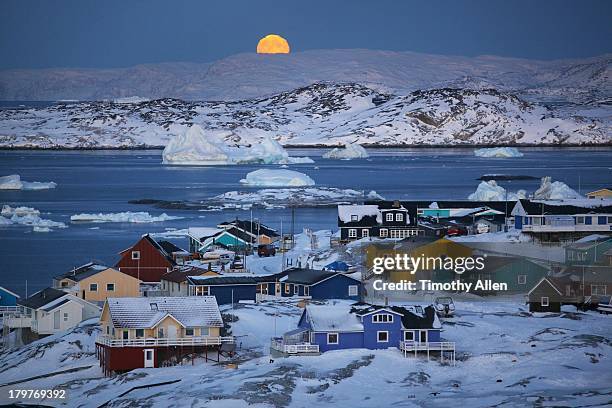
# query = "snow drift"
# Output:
<box><xmin>240</xmin><ymin>169</ymin><xmax>315</xmax><ymax>187</ymax></box>
<box><xmin>323</xmin><ymin>143</ymin><xmax>369</xmax><ymax>159</ymax></box>
<box><xmin>162</xmin><ymin>125</ymin><xmax>312</xmax><ymax>165</ymax></box>
<box><xmin>0</xmin><ymin>174</ymin><xmax>57</xmax><ymax>190</ymax></box>
<box><xmin>70</xmin><ymin>211</ymin><xmax>183</xmax><ymax>223</ymax></box>
<box><xmin>474</xmin><ymin>147</ymin><xmax>524</xmax><ymax>158</ymax></box>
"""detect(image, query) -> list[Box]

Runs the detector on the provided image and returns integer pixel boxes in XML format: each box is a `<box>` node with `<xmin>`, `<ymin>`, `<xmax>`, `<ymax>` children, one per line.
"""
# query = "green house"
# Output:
<box><xmin>565</xmin><ymin>238</ymin><xmax>612</xmax><ymax>266</ymax></box>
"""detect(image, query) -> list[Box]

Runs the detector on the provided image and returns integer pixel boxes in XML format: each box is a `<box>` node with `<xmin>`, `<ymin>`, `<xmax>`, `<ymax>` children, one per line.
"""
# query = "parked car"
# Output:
<box><xmin>434</xmin><ymin>297</ymin><xmax>455</xmax><ymax>317</ymax></box>
<box><xmin>446</xmin><ymin>226</ymin><xmax>467</xmax><ymax>237</ymax></box>
<box><xmin>257</xmin><ymin>244</ymin><xmax>277</xmax><ymax>257</ymax></box>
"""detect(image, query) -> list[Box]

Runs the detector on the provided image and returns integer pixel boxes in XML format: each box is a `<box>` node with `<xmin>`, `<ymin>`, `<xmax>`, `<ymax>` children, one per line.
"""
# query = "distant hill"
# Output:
<box><xmin>1</xmin><ymin>82</ymin><xmax>609</xmax><ymax>148</ymax></box>
<box><xmin>0</xmin><ymin>49</ymin><xmax>610</xmax><ymax>102</ymax></box>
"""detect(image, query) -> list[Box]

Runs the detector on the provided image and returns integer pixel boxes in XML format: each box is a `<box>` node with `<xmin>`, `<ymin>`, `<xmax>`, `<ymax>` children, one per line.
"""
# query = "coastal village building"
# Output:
<box><xmin>160</xmin><ymin>266</ymin><xmax>219</xmax><ymax>296</ymax></box>
<box><xmin>6</xmin><ymin>288</ymin><xmax>100</xmax><ymax>340</ymax></box>
<box><xmin>586</xmin><ymin>188</ymin><xmax>612</xmax><ymax>199</ymax></box>
<box><xmin>53</xmin><ymin>262</ymin><xmax>141</xmax><ymax>304</ymax></box>
<box><xmin>511</xmin><ymin>199</ymin><xmax>612</xmax><ymax>241</ymax></box>
<box><xmin>116</xmin><ymin>234</ymin><xmax>189</xmax><ymax>282</ymax></box>
<box><xmin>0</xmin><ymin>285</ymin><xmax>19</xmax><ymax>307</ymax></box>
<box><xmin>272</xmin><ymin>303</ymin><xmax>454</xmax><ymax>364</ymax></box>
<box><xmin>188</xmin><ymin>220</ymin><xmax>279</xmax><ymax>254</ymax></box>
<box><xmin>95</xmin><ymin>296</ymin><xmax>232</xmax><ymax>374</ymax></box>
<box><xmin>338</xmin><ymin>201</ymin><xmax>419</xmax><ymax>242</ymax></box>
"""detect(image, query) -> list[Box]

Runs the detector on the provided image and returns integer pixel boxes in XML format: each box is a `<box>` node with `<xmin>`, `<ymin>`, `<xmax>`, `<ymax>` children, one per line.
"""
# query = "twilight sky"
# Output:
<box><xmin>1</xmin><ymin>0</ymin><xmax>611</xmax><ymax>70</ymax></box>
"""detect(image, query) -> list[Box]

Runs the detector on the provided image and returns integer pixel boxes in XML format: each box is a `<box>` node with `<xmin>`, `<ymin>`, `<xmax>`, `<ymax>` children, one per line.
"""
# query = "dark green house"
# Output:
<box><xmin>565</xmin><ymin>238</ymin><xmax>612</xmax><ymax>266</ymax></box>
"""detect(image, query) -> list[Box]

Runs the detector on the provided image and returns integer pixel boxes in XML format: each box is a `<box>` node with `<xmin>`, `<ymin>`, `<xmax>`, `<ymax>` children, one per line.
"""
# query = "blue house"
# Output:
<box><xmin>271</xmin><ymin>302</ymin><xmax>455</xmax><ymax>363</ymax></box>
<box><xmin>187</xmin><ymin>269</ymin><xmax>362</xmax><ymax>304</ymax></box>
<box><xmin>323</xmin><ymin>261</ymin><xmax>351</xmax><ymax>272</ymax></box>
<box><xmin>0</xmin><ymin>285</ymin><xmax>20</xmax><ymax>307</ymax></box>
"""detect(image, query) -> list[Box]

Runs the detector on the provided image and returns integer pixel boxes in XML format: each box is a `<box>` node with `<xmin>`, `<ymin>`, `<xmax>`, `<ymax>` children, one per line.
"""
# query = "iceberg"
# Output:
<box><xmin>0</xmin><ymin>205</ymin><xmax>66</xmax><ymax>231</ymax></box>
<box><xmin>323</xmin><ymin>143</ymin><xmax>369</xmax><ymax>159</ymax></box>
<box><xmin>474</xmin><ymin>147</ymin><xmax>524</xmax><ymax>158</ymax></box>
<box><xmin>70</xmin><ymin>211</ymin><xmax>183</xmax><ymax>223</ymax></box>
<box><xmin>468</xmin><ymin>181</ymin><xmax>526</xmax><ymax>201</ymax></box>
<box><xmin>534</xmin><ymin>176</ymin><xmax>582</xmax><ymax>200</ymax></box>
<box><xmin>113</xmin><ymin>96</ymin><xmax>150</xmax><ymax>104</ymax></box>
<box><xmin>240</xmin><ymin>169</ymin><xmax>315</xmax><ymax>187</ymax></box>
<box><xmin>0</xmin><ymin>174</ymin><xmax>57</xmax><ymax>190</ymax></box>
<box><xmin>162</xmin><ymin>125</ymin><xmax>313</xmax><ymax>165</ymax></box>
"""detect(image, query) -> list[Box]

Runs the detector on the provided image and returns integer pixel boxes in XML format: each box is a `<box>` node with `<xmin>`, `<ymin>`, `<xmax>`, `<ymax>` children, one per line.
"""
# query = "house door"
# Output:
<box><xmin>275</xmin><ymin>283</ymin><xmax>281</xmax><ymax>296</ymax></box>
<box><xmin>419</xmin><ymin>330</ymin><xmax>427</xmax><ymax>343</ymax></box>
<box><xmin>168</xmin><ymin>326</ymin><xmax>177</xmax><ymax>339</ymax></box>
<box><xmin>144</xmin><ymin>349</ymin><xmax>154</xmax><ymax>368</ymax></box>
<box><xmin>81</xmin><ymin>290</ymin><xmax>85</xmax><ymax>299</ymax></box>
<box><xmin>53</xmin><ymin>311</ymin><xmax>60</xmax><ymax>330</ymax></box>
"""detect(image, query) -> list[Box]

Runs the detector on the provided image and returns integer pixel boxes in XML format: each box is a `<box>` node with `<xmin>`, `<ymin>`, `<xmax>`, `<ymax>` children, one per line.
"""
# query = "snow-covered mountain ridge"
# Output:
<box><xmin>0</xmin><ymin>83</ymin><xmax>609</xmax><ymax>148</ymax></box>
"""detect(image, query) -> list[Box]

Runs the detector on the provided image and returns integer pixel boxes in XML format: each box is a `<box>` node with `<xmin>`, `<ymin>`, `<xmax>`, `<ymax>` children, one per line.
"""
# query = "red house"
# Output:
<box><xmin>116</xmin><ymin>234</ymin><xmax>188</xmax><ymax>282</ymax></box>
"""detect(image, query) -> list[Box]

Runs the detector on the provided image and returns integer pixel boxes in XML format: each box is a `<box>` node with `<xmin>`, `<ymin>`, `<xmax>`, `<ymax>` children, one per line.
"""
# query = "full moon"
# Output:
<box><xmin>257</xmin><ymin>34</ymin><xmax>290</xmax><ymax>54</ymax></box>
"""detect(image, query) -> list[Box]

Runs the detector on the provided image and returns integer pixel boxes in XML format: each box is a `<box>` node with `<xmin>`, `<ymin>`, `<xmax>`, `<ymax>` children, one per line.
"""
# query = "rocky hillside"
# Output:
<box><xmin>0</xmin><ymin>83</ymin><xmax>609</xmax><ymax>148</ymax></box>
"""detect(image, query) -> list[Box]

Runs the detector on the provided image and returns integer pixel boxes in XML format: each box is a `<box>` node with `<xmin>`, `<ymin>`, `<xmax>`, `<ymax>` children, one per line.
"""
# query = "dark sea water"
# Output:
<box><xmin>1</xmin><ymin>147</ymin><xmax>611</xmax><ymax>295</ymax></box>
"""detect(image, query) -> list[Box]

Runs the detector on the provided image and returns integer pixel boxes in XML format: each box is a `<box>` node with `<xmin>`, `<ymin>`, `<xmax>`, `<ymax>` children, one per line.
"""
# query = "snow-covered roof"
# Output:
<box><xmin>338</xmin><ymin>205</ymin><xmax>381</xmax><ymax>223</ymax></box>
<box><xmin>188</xmin><ymin>227</ymin><xmax>224</xmax><ymax>240</ymax></box>
<box><xmin>106</xmin><ymin>296</ymin><xmax>223</xmax><ymax>329</ymax></box>
<box><xmin>306</xmin><ymin>304</ymin><xmax>364</xmax><ymax>332</ymax></box>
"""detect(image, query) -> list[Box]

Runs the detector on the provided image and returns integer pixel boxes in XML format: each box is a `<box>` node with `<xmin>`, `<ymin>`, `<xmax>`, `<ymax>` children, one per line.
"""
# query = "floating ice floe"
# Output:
<box><xmin>240</xmin><ymin>169</ymin><xmax>315</xmax><ymax>187</ymax></box>
<box><xmin>0</xmin><ymin>205</ymin><xmax>66</xmax><ymax>231</ymax></box>
<box><xmin>70</xmin><ymin>211</ymin><xmax>183</xmax><ymax>223</ymax></box>
<box><xmin>0</xmin><ymin>174</ymin><xmax>57</xmax><ymax>190</ymax></box>
<box><xmin>534</xmin><ymin>176</ymin><xmax>582</xmax><ymax>200</ymax></box>
<box><xmin>162</xmin><ymin>125</ymin><xmax>313</xmax><ymax>165</ymax></box>
<box><xmin>322</xmin><ymin>143</ymin><xmax>369</xmax><ymax>159</ymax></box>
<box><xmin>474</xmin><ymin>147</ymin><xmax>523</xmax><ymax>158</ymax></box>
<box><xmin>468</xmin><ymin>180</ymin><xmax>526</xmax><ymax>201</ymax></box>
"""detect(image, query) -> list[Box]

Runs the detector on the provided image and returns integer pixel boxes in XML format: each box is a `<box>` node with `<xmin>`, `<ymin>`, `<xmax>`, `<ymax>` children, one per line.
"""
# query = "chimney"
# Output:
<box><xmin>392</xmin><ymin>200</ymin><xmax>400</xmax><ymax>208</ymax></box>
<box><xmin>384</xmin><ymin>296</ymin><xmax>389</xmax><ymax>306</ymax></box>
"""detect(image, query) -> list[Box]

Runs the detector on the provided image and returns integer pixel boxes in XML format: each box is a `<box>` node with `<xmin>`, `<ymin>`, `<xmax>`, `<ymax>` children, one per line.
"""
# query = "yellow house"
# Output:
<box><xmin>160</xmin><ymin>267</ymin><xmax>220</xmax><ymax>296</ymax></box>
<box><xmin>586</xmin><ymin>188</ymin><xmax>612</xmax><ymax>199</ymax></box>
<box><xmin>53</xmin><ymin>262</ymin><xmax>141</xmax><ymax>304</ymax></box>
<box><xmin>96</xmin><ymin>296</ymin><xmax>231</xmax><ymax>373</ymax></box>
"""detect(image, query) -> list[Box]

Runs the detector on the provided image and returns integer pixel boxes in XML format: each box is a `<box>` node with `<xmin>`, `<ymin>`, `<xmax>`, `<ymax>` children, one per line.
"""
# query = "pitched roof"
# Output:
<box><xmin>0</xmin><ymin>285</ymin><xmax>20</xmax><ymax>299</ymax></box>
<box><xmin>161</xmin><ymin>266</ymin><xmax>213</xmax><ymax>283</ymax></box>
<box><xmin>158</xmin><ymin>240</ymin><xmax>188</xmax><ymax>255</ymax></box>
<box><xmin>187</xmin><ymin>275</ymin><xmax>259</xmax><ymax>286</ymax></box>
<box><xmin>188</xmin><ymin>227</ymin><xmax>224</xmax><ymax>240</ymax></box>
<box><xmin>350</xmin><ymin>303</ymin><xmax>441</xmax><ymax>329</ymax></box>
<box><xmin>106</xmin><ymin>296</ymin><xmax>223</xmax><ymax>329</ymax></box>
<box><xmin>337</xmin><ymin>205</ymin><xmax>381</xmax><ymax>227</ymax></box>
<box><xmin>283</xmin><ymin>268</ymin><xmax>359</xmax><ymax>285</ymax></box>
<box><xmin>517</xmin><ymin>199</ymin><xmax>612</xmax><ymax>216</ymax></box>
<box><xmin>54</xmin><ymin>262</ymin><xmax>110</xmax><ymax>282</ymax></box>
<box><xmin>18</xmin><ymin>287</ymin><xmax>67</xmax><ymax>309</ymax></box>
<box><xmin>219</xmin><ymin>219</ymin><xmax>279</xmax><ymax>237</ymax></box>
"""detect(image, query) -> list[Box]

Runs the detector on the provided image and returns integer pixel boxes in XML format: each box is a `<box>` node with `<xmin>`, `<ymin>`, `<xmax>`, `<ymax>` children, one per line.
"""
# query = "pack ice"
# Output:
<box><xmin>240</xmin><ymin>169</ymin><xmax>316</xmax><ymax>187</ymax></box>
<box><xmin>474</xmin><ymin>147</ymin><xmax>524</xmax><ymax>158</ymax></box>
<box><xmin>0</xmin><ymin>174</ymin><xmax>57</xmax><ymax>190</ymax></box>
<box><xmin>162</xmin><ymin>125</ymin><xmax>313</xmax><ymax>165</ymax></box>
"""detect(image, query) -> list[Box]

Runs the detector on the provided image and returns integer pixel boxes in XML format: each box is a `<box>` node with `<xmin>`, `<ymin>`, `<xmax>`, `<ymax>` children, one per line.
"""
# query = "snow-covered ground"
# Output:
<box><xmin>1</xmin><ymin>299</ymin><xmax>609</xmax><ymax>407</ymax></box>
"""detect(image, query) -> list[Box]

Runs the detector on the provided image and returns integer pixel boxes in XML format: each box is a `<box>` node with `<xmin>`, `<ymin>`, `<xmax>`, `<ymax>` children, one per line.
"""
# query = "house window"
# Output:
<box><xmin>348</xmin><ymin>285</ymin><xmax>358</xmax><ymax>296</ymax></box>
<box><xmin>131</xmin><ymin>251</ymin><xmax>140</xmax><ymax>260</ymax></box>
<box><xmin>379</xmin><ymin>229</ymin><xmax>388</xmax><ymax>237</ymax></box>
<box><xmin>194</xmin><ymin>286</ymin><xmax>210</xmax><ymax>296</ymax></box>
<box><xmin>135</xmin><ymin>329</ymin><xmax>144</xmax><ymax>338</ymax></box>
<box><xmin>395</xmin><ymin>213</ymin><xmax>403</xmax><ymax>222</ymax></box>
<box><xmin>541</xmin><ymin>297</ymin><xmax>549</xmax><ymax>307</ymax></box>
<box><xmin>362</xmin><ymin>229</ymin><xmax>369</xmax><ymax>238</ymax></box>
<box><xmin>420</xmin><ymin>330</ymin><xmax>427</xmax><ymax>343</ymax></box>
<box><xmin>404</xmin><ymin>331</ymin><xmax>414</xmax><ymax>341</ymax></box>
<box><xmin>63</xmin><ymin>312</ymin><xmax>68</xmax><ymax>321</ymax></box>
<box><xmin>377</xmin><ymin>331</ymin><xmax>389</xmax><ymax>342</ymax></box>
<box><xmin>157</xmin><ymin>327</ymin><xmax>165</xmax><ymax>338</ymax></box>
<box><xmin>386</xmin><ymin>213</ymin><xmax>393</xmax><ymax>222</ymax></box>
<box><xmin>106</xmin><ymin>283</ymin><xmax>115</xmax><ymax>291</ymax></box>
<box><xmin>201</xmin><ymin>327</ymin><xmax>209</xmax><ymax>336</ymax></box>
<box><xmin>348</xmin><ymin>229</ymin><xmax>357</xmax><ymax>238</ymax></box>
<box><xmin>106</xmin><ymin>326</ymin><xmax>110</xmax><ymax>335</ymax></box>
<box><xmin>372</xmin><ymin>313</ymin><xmax>393</xmax><ymax>323</ymax></box>
<box><xmin>327</xmin><ymin>333</ymin><xmax>339</xmax><ymax>344</ymax></box>
<box><xmin>591</xmin><ymin>285</ymin><xmax>607</xmax><ymax>296</ymax></box>
<box><xmin>304</xmin><ymin>286</ymin><xmax>310</xmax><ymax>296</ymax></box>
<box><xmin>89</xmin><ymin>283</ymin><xmax>98</xmax><ymax>292</ymax></box>
<box><xmin>576</xmin><ymin>216</ymin><xmax>585</xmax><ymax>224</ymax></box>
<box><xmin>122</xmin><ymin>330</ymin><xmax>129</xmax><ymax>340</ymax></box>
<box><xmin>517</xmin><ymin>275</ymin><xmax>527</xmax><ymax>285</ymax></box>
<box><xmin>185</xmin><ymin>328</ymin><xmax>194</xmax><ymax>336</ymax></box>
<box><xmin>608</xmin><ymin>216</ymin><xmax>612</xmax><ymax>224</ymax></box>
<box><xmin>351</xmin><ymin>215</ymin><xmax>358</xmax><ymax>221</ymax></box>
<box><xmin>294</xmin><ymin>285</ymin><xmax>299</xmax><ymax>295</ymax></box>
<box><xmin>285</xmin><ymin>283</ymin><xmax>291</xmax><ymax>294</ymax></box>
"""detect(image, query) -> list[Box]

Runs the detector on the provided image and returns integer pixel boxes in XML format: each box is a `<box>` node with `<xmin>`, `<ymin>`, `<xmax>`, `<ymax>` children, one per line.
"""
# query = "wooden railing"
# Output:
<box><xmin>270</xmin><ymin>338</ymin><xmax>319</xmax><ymax>354</ymax></box>
<box><xmin>0</xmin><ymin>306</ymin><xmax>19</xmax><ymax>314</ymax></box>
<box><xmin>96</xmin><ymin>335</ymin><xmax>234</xmax><ymax>347</ymax></box>
<box><xmin>399</xmin><ymin>341</ymin><xmax>455</xmax><ymax>352</ymax></box>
